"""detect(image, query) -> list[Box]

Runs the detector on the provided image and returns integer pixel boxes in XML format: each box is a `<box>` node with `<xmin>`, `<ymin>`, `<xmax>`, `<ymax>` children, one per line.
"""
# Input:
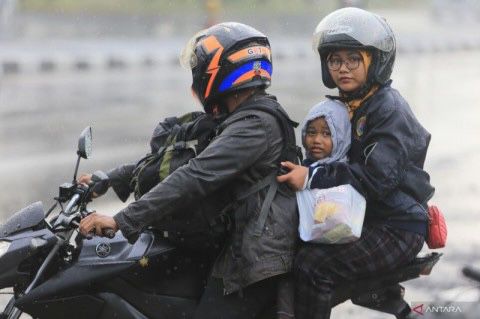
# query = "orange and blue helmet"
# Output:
<box><xmin>180</xmin><ymin>22</ymin><xmax>272</xmax><ymax>114</ymax></box>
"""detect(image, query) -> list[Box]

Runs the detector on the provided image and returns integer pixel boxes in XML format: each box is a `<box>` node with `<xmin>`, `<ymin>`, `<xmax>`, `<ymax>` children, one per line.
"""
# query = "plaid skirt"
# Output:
<box><xmin>294</xmin><ymin>223</ymin><xmax>424</xmax><ymax>319</ymax></box>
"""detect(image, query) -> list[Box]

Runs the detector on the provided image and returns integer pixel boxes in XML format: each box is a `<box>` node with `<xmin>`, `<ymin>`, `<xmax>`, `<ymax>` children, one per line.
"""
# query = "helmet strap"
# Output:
<box><xmin>210</xmin><ymin>102</ymin><xmax>229</xmax><ymax>118</ymax></box>
<box><xmin>338</xmin><ymin>79</ymin><xmax>374</xmax><ymax>102</ymax></box>
<box><xmin>340</xmin><ymin>82</ymin><xmax>378</xmax><ymax>118</ymax></box>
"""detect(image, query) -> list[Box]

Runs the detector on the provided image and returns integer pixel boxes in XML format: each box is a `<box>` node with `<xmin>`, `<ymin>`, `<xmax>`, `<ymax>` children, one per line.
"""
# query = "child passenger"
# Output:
<box><xmin>277</xmin><ymin>7</ymin><xmax>434</xmax><ymax>319</ymax></box>
<box><xmin>297</xmin><ymin>98</ymin><xmax>366</xmax><ymax>245</ymax></box>
<box><xmin>277</xmin><ymin>99</ymin><xmax>357</xmax><ymax>319</ymax></box>
<box><xmin>301</xmin><ymin>99</ymin><xmax>350</xmax><ymax>183</ymax></box>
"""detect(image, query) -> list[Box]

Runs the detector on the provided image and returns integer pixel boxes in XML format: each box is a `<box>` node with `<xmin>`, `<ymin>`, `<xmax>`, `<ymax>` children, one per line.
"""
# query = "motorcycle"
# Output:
<box><xmin>0</xmin><ymin>127</ymin><xmax>442</xmax><ymax>319</ymax></box>
<box><xmin>0</xmin><ymin>127</ymin><xmax>216</xmax><ymax>319</ymax></box>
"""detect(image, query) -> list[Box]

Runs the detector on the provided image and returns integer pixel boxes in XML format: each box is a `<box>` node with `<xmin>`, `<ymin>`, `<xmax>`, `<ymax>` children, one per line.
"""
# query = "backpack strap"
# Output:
<box><xmin>253</xmin><ymin>173</ymin><xmax>278</xmax><ymax>237</ymax></box>
<box><xmin>165</xmin><ymin>140</ymin><xmax>199</xmax><ymax>155</ymax></box>
<box><xmin>235</xmin><ymin>173</ymin><xmax>276</xmax><ymax>202</ymax></box>
<box><xmin>226</xmin><ymin>96</ymin><xmax>301</xmax><ymax>238</ymax></box>
<box><xmin>163</xmin><ymin>116</ymin><xmax>180</xmax><ymax>127</ymax></box>
<box><xmin>236</xmin><ymin>97</ymin><xmax>303</xmax><ymax>165</ymax></box>
<box><xmin>237</xmin><ymin>96</ymin><xmax>302</xmax><ymax>231</ymax></box>
<box><xmin>164</xmin><ymin>114</ymin><xmax>209</xmax><ymax>155</ymax></box>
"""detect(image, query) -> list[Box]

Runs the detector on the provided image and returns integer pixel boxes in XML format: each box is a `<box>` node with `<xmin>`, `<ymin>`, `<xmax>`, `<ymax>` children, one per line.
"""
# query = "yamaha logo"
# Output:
<box><xmin>95</xmin><ymin>242</ymin><xmax>111</xmax><ymax>258</ymax></box>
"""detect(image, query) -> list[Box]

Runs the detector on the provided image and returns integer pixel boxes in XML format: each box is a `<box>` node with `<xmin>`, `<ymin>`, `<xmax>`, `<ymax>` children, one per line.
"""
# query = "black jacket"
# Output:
<box><xmin>112</xmin><ymin>93</ymin><xmax>299</xmax><ymax>294</ymax></box>
<box><xmin>309</xmin><ymin>81</ymin><xmax>434</xmax><ymax>236</ymax></box>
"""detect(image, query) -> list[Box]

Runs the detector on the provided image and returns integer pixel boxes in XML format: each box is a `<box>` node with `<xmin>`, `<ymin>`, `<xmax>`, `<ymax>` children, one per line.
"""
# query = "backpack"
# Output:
<box><xmin>130</xmin><ymin>111</ymin><xmax>227</xmax><ymax>252</ymax></box>
<box><xmin>130</xmin><ymin>111</ymin><xmax>217</xmax><ymax>200</ymax></box>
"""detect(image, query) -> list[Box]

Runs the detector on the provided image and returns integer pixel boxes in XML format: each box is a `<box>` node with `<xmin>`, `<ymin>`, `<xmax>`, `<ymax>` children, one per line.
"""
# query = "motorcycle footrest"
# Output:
<box><xmin>351</xmin><ymin>284</ymin><xmax>411</xmax><ymax>318</ymax></box>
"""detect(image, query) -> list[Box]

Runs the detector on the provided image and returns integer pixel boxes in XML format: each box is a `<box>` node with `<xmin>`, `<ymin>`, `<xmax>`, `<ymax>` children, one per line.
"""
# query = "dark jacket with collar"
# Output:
<box><xmin>112</xmin><ymin>93</ymin><xmax>298</xmax><ymax>294</ymax></box>
<box><xmin>309</xmin><ymin>81</ymin><xmax>434</xmax><ymax>235</ymax></box>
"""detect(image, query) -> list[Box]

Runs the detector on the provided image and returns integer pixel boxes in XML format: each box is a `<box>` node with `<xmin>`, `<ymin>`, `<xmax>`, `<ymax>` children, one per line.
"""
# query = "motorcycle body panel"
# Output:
<box><xmin>99</xmin><ymin>278</ymin><xmax>198</xmax><ymax>319</ymax></box>
<box><xmin>77</xmin><ymin>231</ymin><xmax>156</xmax><ymax>263</ymax></box>
<box><xmin>15</xmin><ymin>232</ymin><xmax>173</xmax><ymax>305</ymax></box>
<box><xmin>18</xmin><ymin>290</ymin><xmax>196</xmax><ymax>319</ymax></box>
<box><xmin>14</xmin><ymin>231</ymin><xmax>201</xmax><ymax>319</ymax></box>
<box><xmin>0</xmin><ymin>228</ymin><xmax>57</xmax><ymax>289</ymax></box>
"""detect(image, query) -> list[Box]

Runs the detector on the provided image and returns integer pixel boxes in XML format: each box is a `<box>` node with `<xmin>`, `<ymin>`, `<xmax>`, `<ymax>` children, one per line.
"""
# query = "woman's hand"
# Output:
<box><xmin>276</xmin><ymin>161</ymin><xmax>308</xmax><ymax>191</ymax></box>
<box><xmin>79</xmin><ymin>212</ymin><xmax>119</xmax><ymax>237</ymax></box>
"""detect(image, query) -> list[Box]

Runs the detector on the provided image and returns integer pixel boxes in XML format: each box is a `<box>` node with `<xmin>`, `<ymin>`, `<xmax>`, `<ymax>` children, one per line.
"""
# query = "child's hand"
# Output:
<box><xmin>277</xmin><ymin>161</ymin><xmax>308</xmax><ymax>191</ymax></box>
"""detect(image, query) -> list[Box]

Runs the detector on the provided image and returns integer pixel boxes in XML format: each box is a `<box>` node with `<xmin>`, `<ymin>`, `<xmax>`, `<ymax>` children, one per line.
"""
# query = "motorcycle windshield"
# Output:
<box><xmin>0</xmin><ymin>202</ymin><xmax>45</xmax><ymax>237</ymax></box>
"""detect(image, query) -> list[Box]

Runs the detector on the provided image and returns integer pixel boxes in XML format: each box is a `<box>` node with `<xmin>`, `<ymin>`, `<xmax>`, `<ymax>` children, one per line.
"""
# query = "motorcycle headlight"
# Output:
<box><xmin>0</xmin><ymin>241</ymin><xmax>11</xmax><ymax>258</ymax></box>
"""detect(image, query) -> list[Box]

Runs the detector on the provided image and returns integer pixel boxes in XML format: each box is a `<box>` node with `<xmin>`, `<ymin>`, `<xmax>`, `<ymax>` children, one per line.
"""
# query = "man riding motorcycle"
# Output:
<box><xmin>79</xmin><ymin>22</ymin><xmax>299</xmax><ymax>319</ymax></box>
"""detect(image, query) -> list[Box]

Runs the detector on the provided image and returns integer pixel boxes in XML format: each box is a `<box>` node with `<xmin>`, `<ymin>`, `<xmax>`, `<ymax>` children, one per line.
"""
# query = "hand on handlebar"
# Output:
<box><xmin>77</xmin><ymin>173</ymin><xmax>100</xmax><ymax>199</ymax></box>
<box><xmin>77</xmin><ymin>171</ymin><xmax>110</xmax><ymax>198</ymax></box>
<box><xmin>79</xmin><ymin>212</ymin><xmax>119</xmax><ymax>239</ymax></box>
<box><xmin>77</xmin><ymin>173</ymin><xmax>93</xmax><ymax>186</ymax></box>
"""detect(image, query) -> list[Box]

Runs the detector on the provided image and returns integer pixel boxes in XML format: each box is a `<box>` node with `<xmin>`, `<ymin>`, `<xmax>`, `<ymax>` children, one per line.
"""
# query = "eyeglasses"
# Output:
<box><xmin>326</xmin><ymin>56</ymin><xmax>362</xmax><ymax>71</ymax></box>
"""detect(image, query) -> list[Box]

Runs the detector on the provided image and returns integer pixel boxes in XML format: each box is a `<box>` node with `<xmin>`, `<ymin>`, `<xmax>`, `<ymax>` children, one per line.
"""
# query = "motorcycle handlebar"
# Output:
<box><xmin>103</xmin><ymin>228</ymin><xmax>116</xmax><ymax>239</ymax></box>
<box><xmin>71</xmin><ymin>220</ymin><xmax>116</xmax><ymax>239</ymax></box>
<box><xmin>59</xmin><ymin>183</ymin><xmax>116</xmax><ymax>239</ymax></box>
<box><xmin>89</xmin><ymin>170</ymin><xmax>110</xmax><ymax>197</ymax></box>
<box><xmin>54</xmin><ymin>184</ymin><xmax>89</xmax><ymax>229</ymax></box>
<box><xmin>85</xmin><ymin>228</ymin><xmax>116</xmax><ymax>240</ymax></box>
<box><xmin>64</xmin><ymin>194</ymin><xmax>81</xmax><ymax>215</ymax></box>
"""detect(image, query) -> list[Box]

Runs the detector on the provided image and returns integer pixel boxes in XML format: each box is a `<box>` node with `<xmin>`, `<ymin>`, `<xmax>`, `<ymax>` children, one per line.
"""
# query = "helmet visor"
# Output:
<box><xmin>180</xmin><ymin>30</ymin><xmax>208</xmax><ymax>70</ymax></box>
<box><xmin>313</xmin><ymin>7</ymin><xmax>395</xmax><ymax>53</ymax></box>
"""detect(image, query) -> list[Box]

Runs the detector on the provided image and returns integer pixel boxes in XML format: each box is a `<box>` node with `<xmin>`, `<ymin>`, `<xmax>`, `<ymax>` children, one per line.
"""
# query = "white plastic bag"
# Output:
<box><xmin>297</xmin><ymin>184</ymin><xmax>366</xmax><ymax>244</ymax></box>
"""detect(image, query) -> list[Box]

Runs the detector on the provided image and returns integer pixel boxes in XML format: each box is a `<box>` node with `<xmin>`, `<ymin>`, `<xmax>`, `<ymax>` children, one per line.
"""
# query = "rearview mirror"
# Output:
<box><xmin>77</xmin><ymin>127</ymin><xmax>92</xmax><ymax>159</ymax></box>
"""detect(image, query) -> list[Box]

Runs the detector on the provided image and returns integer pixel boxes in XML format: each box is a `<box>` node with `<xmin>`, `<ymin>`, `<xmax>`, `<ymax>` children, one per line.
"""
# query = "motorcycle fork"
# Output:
<box><xmin>4</xmin><ymin>231</ymin><xmax>72</xmax><ymax>317</ymax></box>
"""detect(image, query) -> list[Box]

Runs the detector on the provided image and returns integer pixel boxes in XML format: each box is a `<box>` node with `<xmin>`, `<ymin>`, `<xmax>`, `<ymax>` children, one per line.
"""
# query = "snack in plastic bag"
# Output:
<box><xmin>297</xmin><ymin>184</ymin><xmax>366</xmax><ymax>244</ymax></box>
<box><xmin>314</xmin><ymin>202</ymin><xmax>338</xmax><ymax>223</ymax></box>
